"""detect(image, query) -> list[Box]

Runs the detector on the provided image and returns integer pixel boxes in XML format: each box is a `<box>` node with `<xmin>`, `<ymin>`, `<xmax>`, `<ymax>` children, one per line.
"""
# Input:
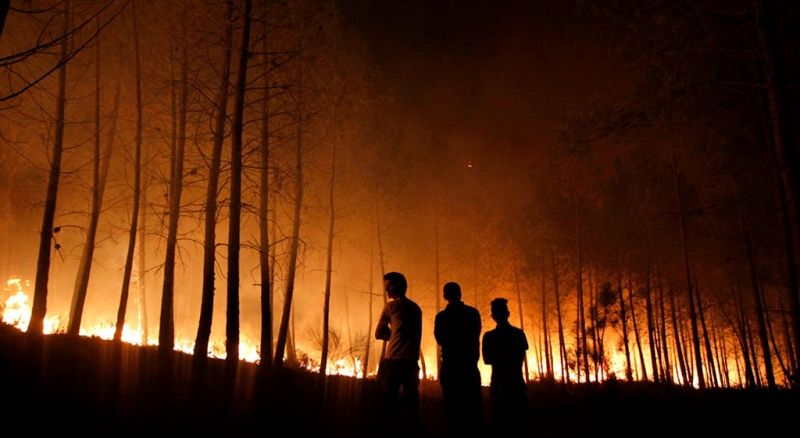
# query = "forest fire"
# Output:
<box><xmin>2</xmin><ymin>278</ymin><xmax>61</xmax><ymax>333</ymax></box>
<box><xmin>1</xmin><ymin>277</ymin><xmax>262</xmax><ymax>364</ymax></box>
<box><xmin>1</xmin><ymin>276</ymin><xmax>361</xmax><ymax>372</ymax></box>
<box><xmin>0</xmin><ymin>271</ymin><xmax>755</xmax><ymax>388</ymax></box>
<box><xmin>2</xmin><ymin>0</ymin><xmax>799</xmax><ymax>434</ymax></box>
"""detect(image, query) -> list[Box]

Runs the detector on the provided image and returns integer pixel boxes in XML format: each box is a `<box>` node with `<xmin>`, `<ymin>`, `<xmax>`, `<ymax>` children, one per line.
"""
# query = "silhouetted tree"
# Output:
<box><xmin>226</xmin><ymin>0</ymin><xmax>253</xmax><ymax>366</ymax></box>
<box><xmin>29</xmin><ymin>1</ymin><xmax>69</xmax><ymax>335</ymax></box>
<box><xmin>320</xmin><ymin>140</ymin><xmax>337</xmax><ymax>375</ymax></box>
<box><xmin>71</xmin><ymin>23</ymin><xmax>118</xmax><ymax>336</ymax></box>
<box><xmin>194</xmin><ymin>0</ymin><xmax>234</xmax><ymax>361</ymax></box>
<box><xmin>159</xmin><ymin>0</ymin><xmax>190</xmax><ymax>354</ymax></box>
<box><xmin>114</xmin><ymin>3</ymin><xmax>142</xmax><ymax>342</ymax></box>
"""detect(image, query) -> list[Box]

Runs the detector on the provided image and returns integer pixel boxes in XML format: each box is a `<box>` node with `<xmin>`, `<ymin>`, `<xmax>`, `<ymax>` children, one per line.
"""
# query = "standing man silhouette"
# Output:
<box><xmin>434</xmin><ymin>282</ymin><xmax>483</xmax><ymax>432</ymax></box>
<box><xmin>375</xmin><ymin>272</ymin><xmax>423</xmax><ymax>430</ymax></box>
<box><xmin>482</xmin><ymin>297</ymin><xmax>528</xmax><ymax>432</ymax></box>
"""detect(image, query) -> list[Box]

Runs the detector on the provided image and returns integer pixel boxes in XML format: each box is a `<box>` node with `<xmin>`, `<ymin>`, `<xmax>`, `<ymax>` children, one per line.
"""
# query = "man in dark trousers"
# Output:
<box><xmin>434</xmin><ymin>281</ymin><xmax>483</xmax><ymax>432</ymax></box>
<box><xmin>482</xmin><ymin>297</ymin><xmax>528</xmax><ymax>433</ymax></box>
<box><xmin>375</xmin><ymin>272</ymin><xmax>423</xmax><ymax>430</ymax></box>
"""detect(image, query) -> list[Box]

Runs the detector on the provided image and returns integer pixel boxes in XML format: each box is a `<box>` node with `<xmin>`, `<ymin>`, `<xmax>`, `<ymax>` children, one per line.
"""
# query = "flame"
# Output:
<box><xmin>2</xmin><ymin>277</ymin><xmax>742</xmax><ymax>386</ymax></box>
<box><xmin>304</xmin><ymin>357</ymin><xmax>363</xmax><ymax>377</ymax></box>
<box><xmin>1</xmin><ymin>277</ymin><xmax>328</xmax><ymax>369</ymax></box>
<box><xmin>2</xmin><ymin>278</ymin><xmax>61</xmax><ymax>333</ymax></box>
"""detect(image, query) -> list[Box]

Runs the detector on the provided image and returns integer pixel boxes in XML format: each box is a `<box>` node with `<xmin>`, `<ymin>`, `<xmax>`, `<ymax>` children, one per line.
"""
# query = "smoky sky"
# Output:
<box><xmin>338</xmin><ymin>0</ymin><xmax>629</xmax><ymax>175</ymax></box>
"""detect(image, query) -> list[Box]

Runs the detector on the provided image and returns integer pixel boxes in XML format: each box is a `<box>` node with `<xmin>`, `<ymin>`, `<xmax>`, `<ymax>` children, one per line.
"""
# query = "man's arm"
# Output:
<box><xmin>470</xmin><ymin>308</ymin><xmax>482</xmax><ymax>338</ymax></box>
<box><xmin>375</xmin><ymin>306</ymin><xmax>391</xmax><ymax>341</ymax></box>
<box><xmin>518</xmin><ymin>330</ymin><xmax>529</xmax><ymax>362</ymax></box>
<box><xmin>433</xmin><ymin>312</ymin><xmax>445</xmax><ymax>346</ymax></box>
<box><xmin>482</xmin><ymin>333</ymin><xmax>494</xmax><ymax>365</ymax></box>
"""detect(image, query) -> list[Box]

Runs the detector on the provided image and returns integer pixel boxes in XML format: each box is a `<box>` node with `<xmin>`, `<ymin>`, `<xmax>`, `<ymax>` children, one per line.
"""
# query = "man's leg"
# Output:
<box><xmin>466</xmin><ymin>367</ymin><xmax>484</xmax><ymax>427</ymax></box>
<box><xmin>381</xmin><ymin>360</ymin><xmax>401</xmax><ymax>422</ymax></box>
<box><xmin>440</xmin><ymin>371</ymin><xmax>454</xmax><ymax>426</ymax></box>
<box><xmin>400</xmin><ymin>360</ymin><xmax>420</xmax><ymax>428</ymax></box>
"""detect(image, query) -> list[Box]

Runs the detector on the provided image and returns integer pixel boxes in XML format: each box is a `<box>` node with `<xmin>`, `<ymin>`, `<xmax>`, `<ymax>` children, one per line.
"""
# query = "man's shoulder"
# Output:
<box><xmin>511</xmin><ymin>326</ymin><xmax>527</xmax><ymax>341</ymax></box>
<box><xmin>464</xmin><ymin>304</ymin><xmax>481</xmax><ymax>317</ymax></box>
<box><xmin>403</xmin><ymin>297</ymin><xmax>422</xmax><ymax>313</ymax></box>
<box><xmin>445</xmin><ymin>302</ymin><xmax>479</xmax><ymax>315</ymax></box>
<box><xmin>502</xmin><ymin>324</ymin><xmax>525</xmax><ymax>336</ymax></box>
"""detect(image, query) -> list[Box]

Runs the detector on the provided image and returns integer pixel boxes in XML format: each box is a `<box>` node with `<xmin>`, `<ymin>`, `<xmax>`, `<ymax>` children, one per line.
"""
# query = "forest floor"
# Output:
<box><xmin>0</xmin><ymin>322</ymin><xmax>797</xmax><ymax>436</ymax></box>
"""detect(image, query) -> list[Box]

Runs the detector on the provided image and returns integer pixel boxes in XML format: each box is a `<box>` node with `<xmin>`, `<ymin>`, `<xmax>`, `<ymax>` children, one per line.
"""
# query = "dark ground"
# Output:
<box><xmin>0</xmin><ymin>323</ymin><xmax>796</xmax><ymax>436</ymax></box>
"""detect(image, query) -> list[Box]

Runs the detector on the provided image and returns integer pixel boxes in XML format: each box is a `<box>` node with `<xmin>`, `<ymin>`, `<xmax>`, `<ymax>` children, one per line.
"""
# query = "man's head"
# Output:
<box><xmin>490</xmin><ymin>298</ymin><xmax>510</xmax><ymax>323</ymax></box>
<box><xmin>383</xmin><ymin>272</ymin><xmax>407</xmax><ymax>299</ymax></box>
<box><xmin>443</xmin><ymin>282</ymin><xmax>461</xmax><ymax>303</ymax></box>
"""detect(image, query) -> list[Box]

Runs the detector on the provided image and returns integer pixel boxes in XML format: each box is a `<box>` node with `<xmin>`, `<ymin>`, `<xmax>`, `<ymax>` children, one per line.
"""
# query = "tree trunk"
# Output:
<box><xmin>734</xmin><ymin>284</ymin><xmax>756</xmax><ymax>387</ymax></box>
<box><xmin>342</xmin><ymin>291</ymin><xmax>355</xmax><ymax>372</ymax></box>
<box><xmin>648</xmin><ymin>232</ymin><xmax>674</xmax><ymax>383</ymax></box>
<box><xmin>194</xmin><ymin>0</ymin><xmax>234</xmax><ymax>360</ymax></box>
<box><xmin>258</xmin><ymin>13</ymin><xmax>272</xmax><ymax>369</ymax></box>
<box><xmin>672</xmin><ymin>155</ymin><xmax>705</xmax><ymax>388</ymax></box>
<box><xmin>138</xmin><ymin>173</ymin><xmax>148</xmax><ymax>345</ymax></box>
<box><xmin>541</xmin><ymin>257</ymin><xmax>552</xmax><ymax>378</ymax></box>
<box><xmin>70</xmin><ymin>23</ymin><xmax>106</xmax><ymax>336</ymax></box>
<box><xmin>433</xmin><ymin>211</ymin><xmax>441</xmax><ymax>376</ymax></box>
<box><xmin>628</xmin><ymin>264</ymin><xmax>647</xmax><ymax>382</ymax></box>
<box><xmin>363</xmin><ymin>243</ymin><xmax>374</xmax><ymax>379</ymax></box>
<box><xmin>739</xmin><ymin>211</ymin><xmax>776</xmax><ymax>388</ymax></box>
<box><xmin>765</xmin><ymin>293</ymin><xmax>790</xmax><ymax>385</ymax></box>
<box><xmin>654</xmin><ymin>253</ymin><xmax>672</xmax><ymax>383</ymax></box>
<box><xmin>575</xmin><ymin>195</ymin><xmax>589</xmax><ymax>381</ymax></box>
<box><xmin>320</xmin><ymin>142</ymin><xmax>337</xmax><ymax>375</ymax></box>
<box><xmin>747</xmin><ymin>317</ymin><xmax>763</xmax><ymax>387</ymax></box>
<box><xmin>780</xmin><ymin>306</ymin><xmax>797</xmax><ymax>378</ymax></box>
<box><xmin>712</xmin><ymin>320</ymin><xmax>729</xmax><ymax>387</ymax></box>
<box><xmin>617</xmin><ymin>260</ymin><xmax>632</xmax><ymax>381</ymax></box>
<box><xmin>695</xmin><ymin>283</ymin><xmax>718</xmax><ymax>387</ymax></box>
<box><xmin>275</xmin><ymin>117</ymin><xmax>304</xmax><ymax>366</ymax></box>
<box><xmin>420</xmin><ymin>350</ymin><xmax>428</xmax><ymax>380</ymax></box>
<box><xmin>733</xmin><ymin>345</ymin><xmax>743</xmax><ymax>387</ymax></box>
<box><xmin>551</xmin><ymin>253</ymin><xmax>568</xmax><ymax>383</ymax></box>
<box><xmin>644</xmin><ymin>257</ymin><xmax>659</xmax><ymax>383</ymax></box>
<box><xmin>269</xmin><ymin>218</ymin><xmax>277</xmax><ymax>341</ymax></box>
<box><xmin>669</xmin><ymin>283</ymin><xmax>689</xmax><ymax>385</ymax></box>
<box><xmin>113</xmin><ymin>4</ymin><xmax>142</xmax><ymax>342</ymax></box>
<box><xmin>589</xmin><ymin>270</ymin><xmax>599</xmax><ymax>381</ymax></box>
<box><xmin>30</xmin><ymin>2</ymin><xmax>69</xmax><ymax>335</ymax></box>
<box><xmin>598</xmin><ymin>283</ymin><xmax>610</xmax><ymax>381</ymax></box>
<box><xmin>376</xmin><ymin>209</ymin><xmax>388</xmax><ymax>360</ymax></box>
<box><xmin>137</xmin><ymin>121</ymin><xmax>150</xmax><ymax>346</ymax></box>
<box><xmin>513</xmin><ymin>266</ymin><xmax>529</xmax><ymax>383</ymax></box>
<box><xmin>533</xmin><ymin>320</ymin><xmax>543</xmax><ymax>378</ymax></box>
<box><xmin>754</xmin><ymin>0</ymin><xmax>800</xmax><ymax>374</ymax></box>
<box><xmin>289</xmin><ymin>307</ymin><xmax>297</xmax><ymax>364</ymax></box>
<box><xmin>225</xmin><ymin>0</ymin><xmax>252</xmax><ymax>366</ymax></box>
<box><xmin>680</xmin><ymin>317</ymin><xmax>693</xmax><ymax>384</ymax></box>
<box><xmin>159</xmin><ymin>1</ymin><xmax>189</xmax><ymax>354</ymax></box>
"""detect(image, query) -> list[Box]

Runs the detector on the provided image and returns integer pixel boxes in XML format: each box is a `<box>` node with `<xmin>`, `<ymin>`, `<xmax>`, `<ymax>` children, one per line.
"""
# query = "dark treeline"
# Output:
<box><xmin>508</xmin><ymin>0</ymin><xmax>800</xmax><ymax>388</ymax></box>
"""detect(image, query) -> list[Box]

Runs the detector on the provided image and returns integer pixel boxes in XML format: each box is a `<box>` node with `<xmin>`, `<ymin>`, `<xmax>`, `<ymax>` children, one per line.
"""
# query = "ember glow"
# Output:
<box><xmin>2</xmin><ymin>278</ymin><xmax>61</xmax><ymax>333</ymax></box>
<box><xmin>0</xmin><ymin>273</ymin><xmax>750</xmax><ymax>388</ymax></box>
<box><xmin>2</xmin><ymin>277</ymin><xmax>353</xmax><ymax>373</ymax></box>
